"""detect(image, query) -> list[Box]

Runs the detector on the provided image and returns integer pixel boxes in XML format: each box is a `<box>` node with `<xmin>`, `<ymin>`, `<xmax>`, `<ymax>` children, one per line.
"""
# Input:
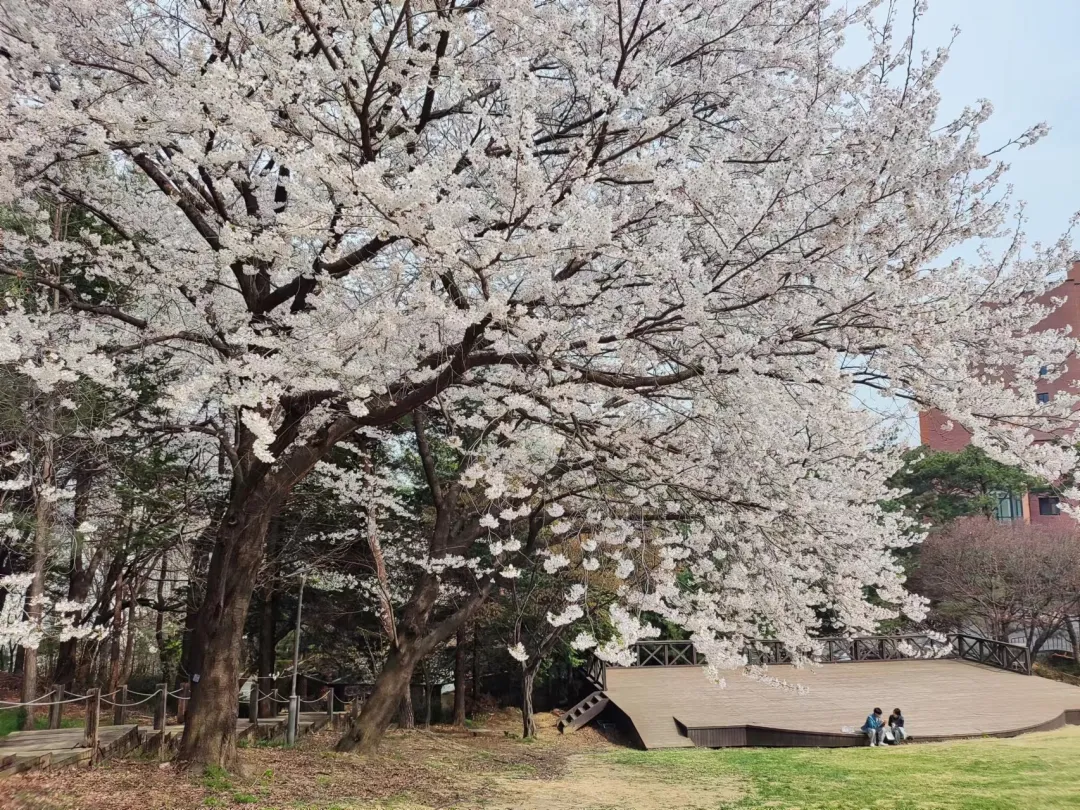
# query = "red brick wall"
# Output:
<box><xmin>918</xmin><ymin>410</ymin><xmax>972</xmax><ymax>452</ymax></box>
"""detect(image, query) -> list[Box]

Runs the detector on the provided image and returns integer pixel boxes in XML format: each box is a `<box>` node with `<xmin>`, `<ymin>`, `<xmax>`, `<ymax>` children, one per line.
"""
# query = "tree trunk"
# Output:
<box><xmin>337</xmin><ymin>640</ymin><xmax>421</xmax><ymax>753</ymax></box>
<box><xmin>521</xmin><ymin>666</ymin><xmax>538</xmax><ymax>739</ymax></box>
<box><xmin>20</xmin><ymin>425</ymin><xmax>55</xmax><ymax>730</ymax></box>
<box><xmin>257</xmin><ymin>589</ymin><xmax>278</xmax><ymax>718</ymax></box>
<box><xmin>257</xmin><ymin>517</ymin><xmax>280</xmax><ymax>719</ymax></box>
<box><xmin>156</xmin><ymin>554</ymin><xmax>171</xmax><ymax>684</ymax></box>
<box><xmin>471</xmin><ymin>622</ymin><xmax>480</xmax><ymax>707</ymax></box>
<box><xmin>452</xmin><ymin>627</ymin><xmax>466</xmax><ymax>726</ymax></box>
<box><xmin>178</xmin><ymin>504</ymin><xmax>274</xmax><ymax>769</ymax></box>
<box><xmin>53</xmin><ymin>463</ymin><xmax>96</xmax><ymax>685</ymax></box>
<box><xmin>121</xmin><ymin>573</ymin><xmax>139</xmax><ymax>682</ymax></box>
<box><xmin>422</xmin><ymin>660</ymin><xmax>432</xmax><ymax>729</ymax></box>
<box><xmin>336</xmin><ymin>577</ymin><xmax>490</xmax><ymax>753</ymax></box>
<box><xmin>398</xmin><ymin>690</ymin><xmax>416</xmax><ymax>729</ymax></box>
<box><xmin>1065</xmin><ymin>617</ymin><xmax>1080</xmax><ymax>663</ymax></box>
<box><xmin>107</xmin><ymin>566</ymin><xmax>125</xmax><ymax>693</ymax></box>
<box><xmin>179</xmin><ymin>530</ymin><xmax>212</xmax><ymax>682</ymax></box>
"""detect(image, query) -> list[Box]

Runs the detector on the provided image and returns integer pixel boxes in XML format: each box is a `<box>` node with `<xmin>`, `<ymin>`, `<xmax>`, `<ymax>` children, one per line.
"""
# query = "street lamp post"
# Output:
<box><xmin>287</xmin><ymin>571</ymin><xmax>306</xmax><ymax>745</ymax></box>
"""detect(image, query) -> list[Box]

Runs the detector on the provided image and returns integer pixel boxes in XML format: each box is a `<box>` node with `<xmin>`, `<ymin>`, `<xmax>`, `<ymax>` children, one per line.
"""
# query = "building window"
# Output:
<box><xmin>1038</xmin><ymin>496</ymin><xmax>1060</xmax><ymax>516</ymax></box>
<box><xmin>993</xmin><ymin>492</ymin><xmax>1023</xmax><ymax>521</ymax></box>
<box><xmin>1036</xmin><ymin>392</ymin><xmax>1051</xmax><ymax>404</ymax></box>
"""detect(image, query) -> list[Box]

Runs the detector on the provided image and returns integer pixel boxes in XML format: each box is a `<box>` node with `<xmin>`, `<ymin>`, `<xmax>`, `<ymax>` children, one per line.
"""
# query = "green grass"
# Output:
<box><xmin>0</xmin><ymin>708</ymin><xmax>82</xmax><ymax>738</ymax></box>
<box><xmin>603</xmin><ymin>727</ymin><xmax>1080</xmax><ymax>810</ymax></box>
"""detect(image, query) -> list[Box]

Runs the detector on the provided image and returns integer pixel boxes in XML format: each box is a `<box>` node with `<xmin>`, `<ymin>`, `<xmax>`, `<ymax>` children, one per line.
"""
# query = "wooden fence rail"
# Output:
<box><xmin>590</xmin><ymin>633</ymin><xmax>1034</xmax><ymax>685</ymax></box>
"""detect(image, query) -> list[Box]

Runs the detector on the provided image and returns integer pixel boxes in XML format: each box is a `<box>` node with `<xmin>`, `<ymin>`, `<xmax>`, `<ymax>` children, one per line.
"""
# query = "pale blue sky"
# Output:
<box><xmin>846</xmin><ymin>1</ymin><xmax>1080</xmax><ymax>444</ymax></box>
<box><xmin>913</xmin><ymin>0</ymin><xmax>1080</xmax><ymax>249</ymax></box>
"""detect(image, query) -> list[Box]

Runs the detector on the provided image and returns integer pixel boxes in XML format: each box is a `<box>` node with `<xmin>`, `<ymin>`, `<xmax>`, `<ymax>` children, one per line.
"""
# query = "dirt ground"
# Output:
<box><xmin>0</xmin><ymin>710</ymin><xmax>742</xmax><ymax>810</ymax></box>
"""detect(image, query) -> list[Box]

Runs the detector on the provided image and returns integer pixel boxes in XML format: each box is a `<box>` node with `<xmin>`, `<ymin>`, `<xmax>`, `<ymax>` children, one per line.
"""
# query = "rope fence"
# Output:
<box><xmin>101</xmin><ymin>691</ymin><xmax>161</xmax><ymax>708</ymax></box>
<box><xmin>0</xmin><ymin>691</ymin><xmax>55</xmax><ymax>707</ymax></box>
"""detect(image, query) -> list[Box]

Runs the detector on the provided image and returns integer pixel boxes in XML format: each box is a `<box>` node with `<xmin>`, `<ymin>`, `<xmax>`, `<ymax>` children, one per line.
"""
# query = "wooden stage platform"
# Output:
<box><xmin>602</xmin><ymin>659</ymin><xmax>1080</xmax><ymax>749</ymax></box>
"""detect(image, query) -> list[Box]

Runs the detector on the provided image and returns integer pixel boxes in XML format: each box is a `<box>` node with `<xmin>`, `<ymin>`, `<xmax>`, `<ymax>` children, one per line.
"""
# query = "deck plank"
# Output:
<box><xmin>603</xmin><ymin>659</ymin><xmax>1080</xmax><ymax>749</ymax></box>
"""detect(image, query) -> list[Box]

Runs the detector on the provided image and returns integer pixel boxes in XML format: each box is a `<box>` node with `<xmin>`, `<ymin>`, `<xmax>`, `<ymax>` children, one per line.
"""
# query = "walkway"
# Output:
<box><xmin>0</xmin><ymin>711</ymin><xmax>332</xmax><ymax>778</ymax></box>
<box><xmin>0</xmin><ymin>725</ymin><xmax>139</xmax><ymax>777</ymax></box>
<box><xmin>603</xmin><ymin>659</ymin><xmax>1080</xmax><ymax>748</ymax></box>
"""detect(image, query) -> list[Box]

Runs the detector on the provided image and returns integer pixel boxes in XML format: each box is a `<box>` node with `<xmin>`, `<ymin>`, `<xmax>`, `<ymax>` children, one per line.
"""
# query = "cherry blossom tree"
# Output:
<box><xmin>3</xmin><ymin>0</ymin><xmax>1079</xmax><ymax>765</ymax></box>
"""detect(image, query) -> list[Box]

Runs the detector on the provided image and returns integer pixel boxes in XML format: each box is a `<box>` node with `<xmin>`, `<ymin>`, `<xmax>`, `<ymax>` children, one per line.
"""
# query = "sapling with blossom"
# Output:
<box><xmin>2</xmin><ymin>0</ymin><xmax>1078</xmax><ymax>765</ymax></box>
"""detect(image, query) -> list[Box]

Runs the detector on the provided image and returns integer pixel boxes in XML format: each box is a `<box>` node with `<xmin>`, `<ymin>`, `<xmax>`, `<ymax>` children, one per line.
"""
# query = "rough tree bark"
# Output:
<box><xmin>362</xmin><ymin>496</ymin><xmax>416</xmax><ymax>731</ymax></box>
<box><xmin>337</xmin><ymin>574</ymin><xmax>489</xmax><ymax>753</ymax></box>
<box><xmin>121</xmin><ymin>566</ymin><xmax>144</xmax><ymax>683</ymax></box>
<box><xmin>155</xmin><ymin>553</ymin><xmax>171</xmax><ymax>684</ymax></box>
<box><xmin>107</xmin><ymin>564</ymin><xmax>125</xmax><ymax>694</ymax></box>
<box><xmin>452</xmin><ymin>627</ymin><xmax>466</xmax><ymax>726</ymax></box>
<box><xmin>521</xmin><ymin>665</ymin><xmax>538</xmax><ymax>739</ymax></box>
<box><xmin>257</xmin><ymin>518</ymin><xmax>280</xmax><ymax>718</ymax></box>
<box><xmin>179</xmin><ymin>534</ymin><xmax>210</xmax><ymax>683</ymax></box>
<box><xmin>20</xmin><ymin>416</ymin><xmax>54</xmax><ymax>730</ymax></box>
<box><xmin>53</xmin><ymin>463</ymin><xmax>101</xmax><ymax>685</ymax></box>
<box><xmin>178</xmin><ymin>500</ymin><xmax>275</xmax><ymax>769</ymax></box>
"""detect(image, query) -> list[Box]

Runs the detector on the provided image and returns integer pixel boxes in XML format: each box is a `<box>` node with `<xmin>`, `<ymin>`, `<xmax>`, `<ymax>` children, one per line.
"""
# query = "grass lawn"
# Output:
<box><xmin>2</xmin><ymin>714</ymin><xmax>1078</xmax><ymax>809</ymax></box>
<box><xmin>607</xmin><ymin>727</ymin><xmax>1080</xmax><ymax>810</ymax></box>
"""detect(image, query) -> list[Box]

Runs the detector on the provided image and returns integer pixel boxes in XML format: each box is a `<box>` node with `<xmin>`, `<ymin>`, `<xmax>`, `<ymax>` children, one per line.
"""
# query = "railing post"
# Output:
<box><xmin>154</xmin><ymin>683</ymin><xmax>168</xmax><ymax>760</ymax></box>
<box><xmin>176</xmin><ymin>682</ymin><xmax>189</xmax><ymax>724</ymax></box>
<box><xmin>326</xmin><ymin>688</ymin><xmax>335</xmax><ymax>725</ymax></box>
<box><xmin>83</xmin><ymin>689</ymin><xmax>100</xmax><ymax>762</ymax></box>
<box><xmin>49</xmin><ymin>684</ymin><xmax>64</xmax><ymax>730</ymax></box>
<box><xmin>249</xmin><ymin>685</ymin><xmax>259</xmax><ymax>725</ymax></box>
<box><xmin>113</xmin><ymin>685</ymin><xmax>128</xmax><ymax>726</ymax></box>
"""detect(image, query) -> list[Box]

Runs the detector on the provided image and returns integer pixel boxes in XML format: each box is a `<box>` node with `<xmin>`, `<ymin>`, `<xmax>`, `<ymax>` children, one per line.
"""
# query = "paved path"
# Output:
<box><xmin>603</xmin><ymin>659</ymin><xmax>1080</xmax><ymax>748</ymax></box>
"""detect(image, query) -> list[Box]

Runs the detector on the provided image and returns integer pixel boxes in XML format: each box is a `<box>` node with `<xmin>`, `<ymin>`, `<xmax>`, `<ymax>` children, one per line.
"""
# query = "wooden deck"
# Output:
<box><xmin>603</xmin><ymin>659</ymin><xmax>1080</xmax><ymax>749</ymax></box>
<box><xmin>0</xmin><ymin>711</ymin><xmax>331</xmax><ymax>778</ymax></box>
<box><xmin>0</xmin><ymin>725</ymin><xmax>139</xmax><ymax>777</ymax></box>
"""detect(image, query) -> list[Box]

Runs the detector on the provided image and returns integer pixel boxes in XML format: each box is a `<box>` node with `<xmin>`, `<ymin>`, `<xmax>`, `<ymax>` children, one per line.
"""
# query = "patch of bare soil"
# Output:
<box><xmin>0</xmin><ymin>711</ymin><xmax>629</xmax><ymax>810</ymax></box>
<box><xmin>483</xmin><ymin>754</ymin><xmax>743</xmax><ymax>810</ymax></box>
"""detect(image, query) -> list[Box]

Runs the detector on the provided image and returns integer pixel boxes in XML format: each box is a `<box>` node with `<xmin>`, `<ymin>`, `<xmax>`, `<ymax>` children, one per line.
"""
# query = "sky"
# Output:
<box><xmin>845</xmin><ymin>0</ymin><xmax>1080</xmax><ymax>444</ymax></box>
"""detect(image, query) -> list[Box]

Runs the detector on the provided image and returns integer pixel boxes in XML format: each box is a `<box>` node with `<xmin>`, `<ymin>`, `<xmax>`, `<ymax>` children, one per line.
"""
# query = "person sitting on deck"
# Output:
<box><xmin>861</xmin><ymin>707</ymin><xmax>886</xmax><ymax>746</ymax></box>
<box><xmin>888</xmin><ymin>708</ymin><xmax>907</xmax><ymax>743</ymax></box>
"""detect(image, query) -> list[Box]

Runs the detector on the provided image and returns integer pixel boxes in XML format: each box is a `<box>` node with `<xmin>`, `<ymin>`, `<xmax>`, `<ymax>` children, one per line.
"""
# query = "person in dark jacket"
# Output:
<box><xmin>888</xmin><ymin>708</ymin><xmax>907</xmax><ymax>742</ymax></box>
<box><xmin>861</xmin><ymin>707</ymin><xmax>886</xmax><ymax>746</ymax></box>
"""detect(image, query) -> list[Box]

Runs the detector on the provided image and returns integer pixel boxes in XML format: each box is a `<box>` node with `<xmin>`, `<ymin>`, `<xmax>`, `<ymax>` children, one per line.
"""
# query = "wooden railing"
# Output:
<box><xmin>583</xmin><ymin>654</ymin><xmax>607</xmax><ymax>690</ymax></box>
<box><xmin>816</xmin><ymin>634</ymin><xmax>947</xmax><ymax>664</ymax></box>
<box><xmin>633</xmin><ymin>640</ymin><xmax>700</xmax><ymax>667</ymax></box>
<box><xmin>595</xmin><ymin>632</ymin><xmax>1033</xmax><ymax>677</ymax></box>
<box><xmin>953</xmin><ymin>633</ymin><xmax>1031</xmax><ymax>675</ymax></box>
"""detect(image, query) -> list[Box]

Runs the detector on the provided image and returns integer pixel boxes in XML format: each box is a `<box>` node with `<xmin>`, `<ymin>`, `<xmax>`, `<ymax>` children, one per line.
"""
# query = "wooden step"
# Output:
<box><xmin>557</xmin><ymin>692</ymin><xmax>610</xmax><ymax>734</ymax></box>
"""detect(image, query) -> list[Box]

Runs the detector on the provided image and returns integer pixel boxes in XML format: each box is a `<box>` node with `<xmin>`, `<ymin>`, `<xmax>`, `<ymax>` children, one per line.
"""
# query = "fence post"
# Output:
<box><xmin>155</xmin><ymin>683</ymin><xmax>168</xmax><ymax>760</ymax></box>
<box><xmin>249</xmin><ymin>685</ymin><xmax>259</xmax><ymax>725</ymax></box>
<box><xmin>176</xmin><ymin>682</ymin><xmax>189</xmax><ymax>724</ymax></box>
<box><xmin>83</xmin><ymin>689</ymin><xmax>100</xmax><ymax>762</ymax></box>
<box><xmin>113</xmin><ymin>685</ymin><xmax>128</xmax><ymax>726</ymax></box>
<box><xmin>49</xmin><ymin>684</ymin><xmax>64</xmax><ymax>730</ymax></box>
<box><xmin>326</xmin><ymin>688</ymin><xmax>335</xmax><ymax>725</ymax></box>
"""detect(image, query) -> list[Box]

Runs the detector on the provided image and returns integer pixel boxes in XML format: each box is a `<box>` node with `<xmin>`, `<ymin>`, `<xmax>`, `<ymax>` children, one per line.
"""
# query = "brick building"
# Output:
<box><xmin>918</xmin><ymin>261</ymin><xmax>1080</xmax><ymax>524</ymax></box>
